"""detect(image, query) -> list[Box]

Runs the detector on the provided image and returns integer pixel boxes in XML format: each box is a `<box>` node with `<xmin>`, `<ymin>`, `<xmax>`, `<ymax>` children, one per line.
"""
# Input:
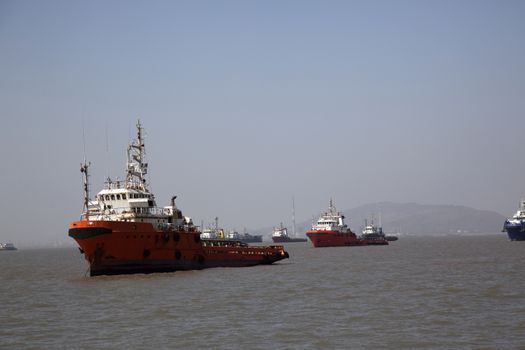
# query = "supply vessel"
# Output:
<box><xmin>68</xmin><ymin>121</ymin><xmax>288</xmax><ymax>276</ymax></box>
<box><xmin>503</xmin><ymin>199</ymin><xmax>525</xmax><ymax>241</ymax></box>
<box><xmin>306</xmin><ymin>199</ymin><xmax>388</xmax><ymax>247</ymax></box>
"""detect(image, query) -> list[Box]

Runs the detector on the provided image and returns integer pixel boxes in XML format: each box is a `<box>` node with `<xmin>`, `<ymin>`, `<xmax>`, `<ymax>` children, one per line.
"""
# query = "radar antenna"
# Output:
<box><xmin>292</xmin><ymin>196</ymin><xmax>296</xmax><ymax>238</ymax></box>
<box><xmin>126</xmin><ymin>119</ymin><xmax>148</xmax><ymax>190</ymax></box>
<box><xmin>80</xmin><ymin>160</ymin><xmax>91</xmax><ymax>220</ymax></box>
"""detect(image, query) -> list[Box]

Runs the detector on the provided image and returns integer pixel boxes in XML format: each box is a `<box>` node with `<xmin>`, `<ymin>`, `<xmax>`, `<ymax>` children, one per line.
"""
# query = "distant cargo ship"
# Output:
<box><xmin>0</xmin><ymin>243</ymin><xmax>17</xmax><ymax>251</ymax></box>
<box><xmin>68</xmin><ymin>121</ymin><xmax>288</xmax><ymax>276</ymax></box>
<box><xmin>200</xmin><ymin>218</ymin><xmax>262</xmax><ymax>243</ymax></box>
<box><xmin>503</xmin><ymin>199</ymin><xmax>525</xmax><ymax>241</ymax></box>
<box><xmin>227</xmin><ymin>230</ymin><xmax>263</xmax><ymax>244</ymax></box>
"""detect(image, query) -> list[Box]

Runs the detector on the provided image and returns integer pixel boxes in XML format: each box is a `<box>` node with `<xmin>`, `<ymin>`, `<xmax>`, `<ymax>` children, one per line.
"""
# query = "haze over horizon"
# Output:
<box><xmin>1</xmin><ymin>1</ymin><xmax>524</xmax><ymax>247</ymax></box>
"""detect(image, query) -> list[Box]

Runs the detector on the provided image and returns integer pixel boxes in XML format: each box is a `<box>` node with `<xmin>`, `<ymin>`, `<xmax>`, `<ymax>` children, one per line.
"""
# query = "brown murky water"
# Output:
<box><xmin>1</xmin><ymin>235</ymin><xmax>524</xmax><ymax>349</ymax></box>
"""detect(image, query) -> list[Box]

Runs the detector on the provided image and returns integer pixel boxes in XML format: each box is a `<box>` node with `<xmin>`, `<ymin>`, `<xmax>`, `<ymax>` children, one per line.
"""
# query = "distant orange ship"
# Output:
<box><xmin>69</xmin><ymin>121</ymin><xmax>288</xmax><ymax>276</ymax></box>
<box><xmin>306</xmin><ymin>199</ymin><xmax>388</xmax><ymax>247</ymax></box>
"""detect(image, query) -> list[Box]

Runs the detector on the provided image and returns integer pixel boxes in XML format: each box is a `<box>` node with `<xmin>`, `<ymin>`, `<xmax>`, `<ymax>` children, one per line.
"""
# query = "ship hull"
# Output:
<box><xmin>360</xmin><ymin>234</ymin><xmax>389</xmax><ymax>245</ymax></box>
<box><xmin>306</xmin><ymin>230</ymin><xmax>368</xmax><ymax>248</ymax></box>
<box><xmin>88</xmin><ymin>257</ymin><xmax>278</xmax><ymax>276</ymax></box>
<box><xmin>503</xmin><ymin>220</ymin><xmax>525</xmax><ymax>241</ymax></box>
<box><xmin>272</xmin><ymin>237</ymin><xmax>307</xmax><ymax>243</ymax></box>
<box><xmin>69</xmin><ymin>220</ymin><xmax>288</xmax><ymax>276</ymax></box>
<box><xmin>239</xmin><ymin>237</ymin><xmax>263</xmax><ymax>243</ymax></box>
<box><xmin>361</xmin><ymin>238</ymin><xmax>389</xmax><ymax>245</ymax></box>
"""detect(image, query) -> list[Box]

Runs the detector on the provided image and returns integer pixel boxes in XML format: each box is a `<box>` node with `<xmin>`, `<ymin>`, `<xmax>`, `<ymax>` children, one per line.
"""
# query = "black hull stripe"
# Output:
<box><xmin>68</xmin><ymin>227</ymin><xmax>112</xmax><ymax>239</ymax></box>
<box><xmin>89</xmin><ymin>257</ymin><xmax>288</xmax><ymax>276</ymax></box>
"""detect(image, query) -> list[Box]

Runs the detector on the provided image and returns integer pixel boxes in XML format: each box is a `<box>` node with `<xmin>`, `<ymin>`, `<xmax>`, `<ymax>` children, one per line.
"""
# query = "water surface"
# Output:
<box><xmin>1</xmin><ymin>235</ymin><xmax>524</xmax><ymax>349</ymax></box>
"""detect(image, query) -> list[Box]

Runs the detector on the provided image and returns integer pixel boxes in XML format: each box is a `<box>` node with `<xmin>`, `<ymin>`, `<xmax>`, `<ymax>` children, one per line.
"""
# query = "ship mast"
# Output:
<box><xmin>126</xmin><ymin>120</ymin><xmax>148</xmax><ymax>191</ymax></box>
<box><xmin>292</xmin><ymin>196</ymin><xmax>296</xmax><ymax>238</ymax></box>
<box><xmin>80</xmin><ymin>160</ymin><xmax>91</xmax><ymax>220</ymax></box>
<box><xmin>329</xmin><ymin>197</ymin><xmax>335</xmax><ymax>214</ymax></box>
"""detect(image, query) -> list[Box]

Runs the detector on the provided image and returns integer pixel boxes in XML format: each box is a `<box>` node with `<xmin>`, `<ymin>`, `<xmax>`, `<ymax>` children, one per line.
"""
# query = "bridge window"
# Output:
<box><xmin>111</xmin><ymin>195</ymin><xmax>115</xmax><ymax>200</ymax></box>
<box><xmin>116</xmin><ymin>194</ymin><xmax>121</xmax><ymax>200</ymax></box>
<box><xmin>122</xmin><ymin>194</ymin><xmax>127</xmax><ymax>200</ymax></box>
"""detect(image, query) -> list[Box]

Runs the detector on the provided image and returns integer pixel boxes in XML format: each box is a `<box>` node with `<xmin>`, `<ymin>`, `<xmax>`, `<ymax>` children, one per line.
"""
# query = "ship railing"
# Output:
<box><xmin>94</xmin><ymin>206</ymin><xmax>170</xmax><ymax>217</ymax></box>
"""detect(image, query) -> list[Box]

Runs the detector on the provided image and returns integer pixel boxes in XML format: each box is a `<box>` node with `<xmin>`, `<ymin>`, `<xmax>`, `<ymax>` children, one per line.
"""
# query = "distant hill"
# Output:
<box><xmin>339</xmin><ymin>202</ymin><xmax>506</xmax><ymax>235</ymax></box>
<box><xmin>254</xmin><ymin>202</ymin><xmax>506</xmax><ymax>238</ymax></box>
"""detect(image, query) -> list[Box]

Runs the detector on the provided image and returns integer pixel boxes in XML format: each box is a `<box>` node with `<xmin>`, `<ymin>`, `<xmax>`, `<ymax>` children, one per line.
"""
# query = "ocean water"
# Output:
<box><xmin>1</xmin><ymin>235</ymin><xmax>524</xmax><ymax>349</ymax></box>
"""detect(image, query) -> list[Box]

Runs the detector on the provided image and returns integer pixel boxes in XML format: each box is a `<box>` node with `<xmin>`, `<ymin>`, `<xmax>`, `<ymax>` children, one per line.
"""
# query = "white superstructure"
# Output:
<box><xmin>310</xmin><ymin>199</ymin><xmax>349</xmax><ymax>232</ymax></box>
<box><xmin>80</xmin><ymin>120</ymin><xmax>192</xmax><ymax>231</ymax></box>
<box><xmin>509</xmin><ymin>200</ymin><xmax>525</xmax><ymax>223</ymax></box>
<box><xmin>0</xmin><ymin>243</ymin><xmax>17</xmax><ymax>250</ymax></box>
<box><xmin>226</xmin><ymin>230</ymin><xmax>241</xmax><ymax>240</ymax></box>
<box><xmin>200</xmin><ymin>217</ymin><xmax>224</xmax><ymax>239</ymax></box>
<box><xmin>362</xmin><ymin>219</ymin><xmax>383</xmax><ymax>235</ymax></box>
<box><xmin>272</xmin><ymin>223</ymin><xmax>289</xmax><ymax>239</ymax></box>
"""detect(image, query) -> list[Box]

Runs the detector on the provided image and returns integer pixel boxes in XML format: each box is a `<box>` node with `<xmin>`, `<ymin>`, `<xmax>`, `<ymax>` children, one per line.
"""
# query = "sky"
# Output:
<box><xmin>1</xmin><ymin>0</ymin><xmax>524</xmax><ymax>247</ymax></box>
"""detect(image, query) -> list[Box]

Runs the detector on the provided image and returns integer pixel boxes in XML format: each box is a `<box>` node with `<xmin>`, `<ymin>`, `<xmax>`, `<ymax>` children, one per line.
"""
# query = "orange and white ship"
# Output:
<box><xmin>68</xmin><ymin>121</ymin><xmax>288</xmax><ymax>276</ymax></box>
<box><xmin>306</xmin><ymin>199</ymin><xmax>370</xmax><ymax>247</ymax></box>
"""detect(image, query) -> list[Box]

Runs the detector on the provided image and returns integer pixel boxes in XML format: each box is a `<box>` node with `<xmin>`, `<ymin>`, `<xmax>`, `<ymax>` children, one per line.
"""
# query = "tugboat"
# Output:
<box><xmin>272</xmin><ymin>223</ymin><xmax>307</xmax><ymax>243</ymax></box>
<box><xmin>68</xmin><ymin>121</ymin><xmax>289</xmax><ymax>276</ymax></box>
<box><xmin>360</xmin><ymin>219</ymin><xmax>388</xmax><ymax>245</ymax></box>
<box><xmin>503</xmin><ymin>199</ymin><xmax>525</xmax><ymax>241</ymax></box>
<box><xmin>306</xmin><ymin>199</ymin><xmax>368</xmax><ymax>247</ymax></box>
<box><xmin>0</xmin><ymin>243</ymin><xmax>17</xmax><ymax>251</ymax></box>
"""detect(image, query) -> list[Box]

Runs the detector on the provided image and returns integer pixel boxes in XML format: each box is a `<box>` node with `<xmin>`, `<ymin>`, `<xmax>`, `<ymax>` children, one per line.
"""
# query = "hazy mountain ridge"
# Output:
<box><xmin>254</xmin><ymin>202</ymin><xmax>506</xmax><ymax>238</ymax></box>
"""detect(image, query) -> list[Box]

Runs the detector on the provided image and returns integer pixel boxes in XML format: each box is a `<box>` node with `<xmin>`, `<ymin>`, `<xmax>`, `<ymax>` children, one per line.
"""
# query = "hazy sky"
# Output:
<box><xmin>1</xmin><ymin>0</ymin><xmax>524</xmax><ymax>247</ymax></box>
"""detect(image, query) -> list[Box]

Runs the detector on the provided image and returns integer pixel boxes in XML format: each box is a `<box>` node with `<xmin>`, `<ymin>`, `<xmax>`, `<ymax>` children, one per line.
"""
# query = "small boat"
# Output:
<box><xmin>503</xmin><ymin>199</ymin><xmax>525</xmax><ymax>241</ymax></box>
<box><xmin>360</xmin><ymin>219</ymin><xmax>388</xmax><ymax>245</ymax></box>
<box><xmin>0</xmin><ymin>243</ymin><xmax>17</xmax><ymax>251</ymax></box>
<box><xmin>272</xmin><ymin>223</ymin><xmax>307</xmax><ymax>243</ymax></box>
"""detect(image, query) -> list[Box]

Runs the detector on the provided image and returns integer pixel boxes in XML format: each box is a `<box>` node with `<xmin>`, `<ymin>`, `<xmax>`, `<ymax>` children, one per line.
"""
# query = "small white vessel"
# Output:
<box><xmin>0</xmin><ymin>243</ymin><xmax>17</xmax><ymax>251</ymax></box>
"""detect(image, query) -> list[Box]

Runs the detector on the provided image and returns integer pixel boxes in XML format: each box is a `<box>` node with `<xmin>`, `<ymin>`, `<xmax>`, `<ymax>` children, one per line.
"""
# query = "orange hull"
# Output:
<box><xmin>306</xmin><ymin>230</ymin><xmax>367</xmax><ymax>248</ymax></box>
<box><xmin>69</xmin><ymin>220</ymin><xmax>289</xmax><ymax>276</ymax></box>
